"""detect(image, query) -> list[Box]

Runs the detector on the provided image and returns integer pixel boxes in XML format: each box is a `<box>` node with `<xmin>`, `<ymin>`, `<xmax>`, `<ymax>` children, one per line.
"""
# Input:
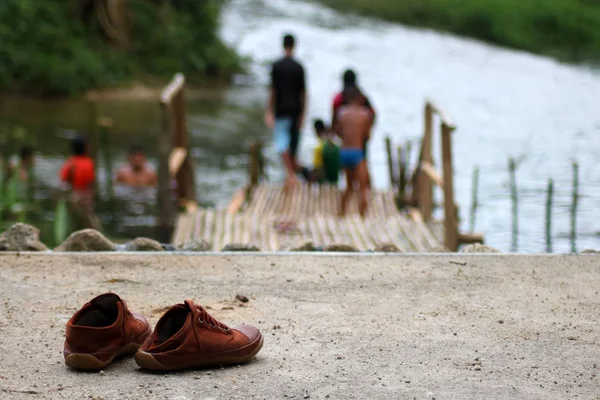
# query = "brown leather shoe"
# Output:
<box><xmin>135</xmin><ymin>300</ymin><xmax>263</xmax><ymax>371</ymax></box>
<box><xmin>64</xmin><ymin>293</ymin><xmax>151</xmax><ymax>370</ymax></box>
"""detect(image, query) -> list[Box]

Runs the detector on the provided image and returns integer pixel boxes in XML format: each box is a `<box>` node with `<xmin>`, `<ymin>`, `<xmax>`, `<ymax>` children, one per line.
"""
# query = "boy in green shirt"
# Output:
<box><xmin>321</xmin><ymin>131</ymin><xmax>340</xmax><ymax>185</ymax></box>
<box><xmin>301</xmin><ymin>119</ymin><xmax>340</xmax><ymax>184</ymax></box>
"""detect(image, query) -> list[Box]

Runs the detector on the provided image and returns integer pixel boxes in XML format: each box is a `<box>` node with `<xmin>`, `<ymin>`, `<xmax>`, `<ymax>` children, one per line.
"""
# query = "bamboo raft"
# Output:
<box><xmin>173</xmin><ymin>183</ymin><xmax>444</xmax><ymax>252</ymax></box>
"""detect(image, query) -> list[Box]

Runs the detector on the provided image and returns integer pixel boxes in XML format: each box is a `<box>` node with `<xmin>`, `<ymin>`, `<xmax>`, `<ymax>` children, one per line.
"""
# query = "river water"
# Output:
<box><xmin>1</xmin><ymin>0</ymin><xmax>599</xmax><ymax>252</ymax></box>
<box><xmin>220</xmin><ymin>0</ymin><xmax>600</xmax><ymax>253</ymax></box>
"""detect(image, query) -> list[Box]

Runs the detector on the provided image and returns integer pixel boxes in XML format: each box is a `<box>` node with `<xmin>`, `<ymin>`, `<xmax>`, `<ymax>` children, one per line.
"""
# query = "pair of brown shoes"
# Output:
<box><xmin>64</xmin><ymin>293</ymin><xmax>263</xmax><ymax>371</ymax></box>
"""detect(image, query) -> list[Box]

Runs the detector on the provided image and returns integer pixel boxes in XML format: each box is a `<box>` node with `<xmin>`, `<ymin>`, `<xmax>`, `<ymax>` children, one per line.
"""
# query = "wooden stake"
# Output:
<box><xmin>157</xmin><ymin>102</ymin><xmax>175</xmax><ymax>243</ymax></box>
<box><xmin>441</xmin><ymin>123</ymin><xmax>458</xmax><ymax>251</ymax></box>
<box><xmin>508</xmin><ymin>158</ymin><xmax>518</xmax><ymax>252</ymax></box>
<box><xmin>87</xmin><ymin>100</ymin><xmax>100</xmax><ymax>202</ymax></box>
<box><xmin>397</xmin><ymin>145</ymin><xmax>405</xmax><ymax>208</ymax></box>
<box><xmin>545</xmin><ymin>178</ymin><xmax>553</xmax><ymax>253</ymax></box>
<box><xmin>469</xmin><ymin>166</ymin><xmax>479</xmax><ymax>232</ymax></box>
<box><xmin>417</xmin><ymin>103</ymin><xmax>434</xmax><ymax>221</ymax></box>
<box><xmin>173</xmin><ymin>90</ymin><xmax>195</xmax><ymax>202</ymax></box>
<box><xmin>97</xmin><ymin>117</ymin><xmax>114</xmax><ymax>204</ymax></box>
<box><xmin>401</xmin><ymin>141</ymin><xmax>412</xmax><ymax>208</ymax></box>
<box><xmin>385</xmin><ymin>136</ymin><xmax>394</xmax><ymax>186</ymax></box>
<box><xmin>249</xmin><ymin>142</ymin><xmax>259</xmax><ymax>187</ymax></box>
<box><xmin>570</xmin><ymin>162</ymin><xmax>579</xmax><ymax>253</ymax></box>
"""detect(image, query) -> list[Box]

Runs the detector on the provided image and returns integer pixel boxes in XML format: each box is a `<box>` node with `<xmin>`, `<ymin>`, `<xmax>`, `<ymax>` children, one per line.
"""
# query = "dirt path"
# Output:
<box><xmin>0</xmin><ymin>253</ymin><xmax>598</xmax><ymax>399</ymax></box>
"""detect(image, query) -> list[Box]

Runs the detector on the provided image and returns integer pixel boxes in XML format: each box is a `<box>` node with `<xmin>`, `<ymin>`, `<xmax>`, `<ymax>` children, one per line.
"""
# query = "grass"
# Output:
<box><xmin>316</xmin><ymin>0</ymin><xmax>600</xmax><ymax>62</ymax></box>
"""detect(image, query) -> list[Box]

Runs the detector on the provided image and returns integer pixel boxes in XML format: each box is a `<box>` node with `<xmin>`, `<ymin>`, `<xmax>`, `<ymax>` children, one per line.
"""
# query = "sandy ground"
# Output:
<box><xmin>0</xmin><ymin>253</ymin><xmax>599</xmax><ymax>400</ymax></box>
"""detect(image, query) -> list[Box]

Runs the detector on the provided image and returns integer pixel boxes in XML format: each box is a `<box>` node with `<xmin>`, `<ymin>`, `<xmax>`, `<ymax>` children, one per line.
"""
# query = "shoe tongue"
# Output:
<box><xmin>183</xmin><ymin>300</ymin><xmax>197</xmax><ymax>312</ymax></box>
<box><xmin>153</xmin><ymin>303</ymin><xmax>193</xmax><ymax>346</ymax></box>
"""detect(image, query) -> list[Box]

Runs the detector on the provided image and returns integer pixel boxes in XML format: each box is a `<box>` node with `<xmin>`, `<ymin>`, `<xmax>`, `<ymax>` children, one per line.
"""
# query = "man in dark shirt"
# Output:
<box><xmin>265</xmin><ymin>34</ymin><xmax>307</xmax><ymax>191</ymax></box>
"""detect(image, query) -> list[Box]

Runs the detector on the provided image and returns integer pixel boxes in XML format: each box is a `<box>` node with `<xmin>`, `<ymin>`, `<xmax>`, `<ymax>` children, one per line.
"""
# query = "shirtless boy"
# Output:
<box><xmin>334</xmin><ymin>87</ymin><xmax>371</xmax><ymax>217</ymax></box>
<box><xmin>115</xmin><ymin>145</ymin><xmax>157</xmax><ymax>187</ymax></box>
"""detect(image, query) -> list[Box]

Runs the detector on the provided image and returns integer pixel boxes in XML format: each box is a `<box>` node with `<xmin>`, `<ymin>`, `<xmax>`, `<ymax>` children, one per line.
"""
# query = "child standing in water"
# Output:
<box><xmin>59</xmin><ymin>136</ymin><xmax>101</xmax><ymax>230</ymax></box>
<box><xmin>333</xmin><ymin>87</ymin><xmax>371</xmax><ymax>217</ymax></box>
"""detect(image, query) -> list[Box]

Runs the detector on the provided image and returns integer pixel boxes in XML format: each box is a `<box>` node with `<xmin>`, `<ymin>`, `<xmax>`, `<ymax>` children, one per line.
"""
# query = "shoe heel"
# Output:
<box><xmin>65</xmin><ymin>353</ymin><xmax>107</xmax><ymax>370</ymax></box>
<box><xmin>135</xmin><ymin>351</ymin><xmax>168</xmax><ymax>371</ymax></box>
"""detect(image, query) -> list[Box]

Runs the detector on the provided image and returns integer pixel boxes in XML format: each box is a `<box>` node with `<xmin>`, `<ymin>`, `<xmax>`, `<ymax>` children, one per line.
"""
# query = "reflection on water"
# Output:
<box><xmin>1</xmin><ymin>0</ymin><xmax>599</xmax><ymax>252</ymax></box>
<box><xmin>111</xmin><ymin>185</ymin><xmax>157</xmax><ymax>237</ymax></box>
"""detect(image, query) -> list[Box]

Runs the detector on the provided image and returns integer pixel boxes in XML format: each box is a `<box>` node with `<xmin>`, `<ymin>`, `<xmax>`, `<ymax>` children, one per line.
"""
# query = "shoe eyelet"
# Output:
<box><xmin>198</xmin><ymin>317</ymin><xmax>204</xmax><ymax>324</ymax></box>
<box><xmin>222</xmin><ymin>327</ymin><xmax>230</xmax><ymax>332</ymax></box>
<box><xmin>209</xmin><ymin>322</ymin><xmax>216</xmax><ymax>329</ymax></box>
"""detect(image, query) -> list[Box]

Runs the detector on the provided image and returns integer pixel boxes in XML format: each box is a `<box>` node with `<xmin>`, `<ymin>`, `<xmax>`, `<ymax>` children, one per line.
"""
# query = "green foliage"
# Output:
<box><xmin>0</xmin><ymin>0</ymin><xmax>241</xmax><ymax>96</ymax></box>
<box><xmin>317</xmin><ymin>0</ymin><xmax>600</xmax><ymax>62</ymax></box>
<box><xmin>0</xmin><ymin>171</ymin><xmax>28</xmax><ymax>224</ymax></box>
<box><xmin>53</xmin><ymin>197</ymin><xmax>71</xmax><ymax>245</ymax></box>
<box><xmin>0</xmin><ymin>0</ymin><xmax>127</xmax><ymax>95</ymax></box>
<box><xmin>127</xmin><ymin>0</ymin><xmax>240</xmax><ymax>79</ymax></box>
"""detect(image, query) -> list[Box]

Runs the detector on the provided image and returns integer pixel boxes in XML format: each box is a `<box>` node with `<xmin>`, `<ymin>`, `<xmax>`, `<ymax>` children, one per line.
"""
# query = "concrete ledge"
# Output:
<box><xmin>2</xmin><ymin>251</ymin><xmax>598</xmax><ymax>257</ymax></box>
<box><xmin>1</xmin><ymin>254</ymin><xmax>599</xmax><ymax>399</ymax></box>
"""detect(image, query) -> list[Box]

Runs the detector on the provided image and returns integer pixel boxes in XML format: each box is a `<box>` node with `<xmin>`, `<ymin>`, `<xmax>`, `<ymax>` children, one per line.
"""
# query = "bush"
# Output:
<box><xmin>0</xmin><ymin>0</ymin><xmax>241</xmax><ymax>96</ymax></box>
<box><xmin>317</xmin><ymin>0</ymin><xmax>600</xmax><ymax>63</ymax></box>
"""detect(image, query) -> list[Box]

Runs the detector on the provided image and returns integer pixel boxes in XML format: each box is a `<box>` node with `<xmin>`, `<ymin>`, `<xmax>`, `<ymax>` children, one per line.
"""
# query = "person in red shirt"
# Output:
<box><xmin>331</xmin><ymin>69</ymin><xmax>375</xmax><ymax>188</ymax></box>
<box><xmin>59</xmin><ymin>136</ymin><xmax>101</xmax><ymax>230</ymax></box>
<box><xmin>60</xmin><ymin>137</ymin><xmax>95</xmax><ymax>192</ymax></box>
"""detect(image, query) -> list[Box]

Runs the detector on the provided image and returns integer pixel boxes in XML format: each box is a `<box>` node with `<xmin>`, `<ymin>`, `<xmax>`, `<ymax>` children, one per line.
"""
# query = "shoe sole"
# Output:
<box><xmin>65</xmin><ymin>342</ymin><xmax>141</xmax><ymax>370</ymax></box>
<box><xmin>135</xmin><ymin>335</ymin><xmax>264</xmax><ymax>371</ymax></box>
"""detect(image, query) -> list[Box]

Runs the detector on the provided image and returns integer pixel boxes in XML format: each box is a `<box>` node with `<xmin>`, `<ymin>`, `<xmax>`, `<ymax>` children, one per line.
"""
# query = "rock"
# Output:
<box><xmin>324</xmin><ymin>244</ymin><xmax>359</xmax><ymax>252</ymax></box>
<box><xmin>581</xmin><ymin>249</ymin><xmax>600</xmax><ymax>254</ymax></box>
<box><xmin>430</xmin><ymin>246</ymin><xmax>452</xmax><ymax>253</ymax></box>
<box><xmin>221</xmin><ymin>243</ymin><xmax>260</xmax><ymax>252</ymax></box>
<box><xmin>125</xmin><ymin>238</ymin><xmax>164</xmax><ymax>252</ymax></box>
<box><xmin>0</xmin><ymin>223</ymin><xmax>48</xmax><ymax>251</ymax></box>
<box><xmin>55</xmin><ymin>229</ymin><xmax>115</xmax><ymax>252</ymax></box>
<box><xmin>236</xmin><ymin>294</ymin><xmax>249</xmax><ymax>303</ymax></box>
<box><xmin>161</xmin><ymin>244</ymin><xmax>176</xmax><ymax>252</ymax></box>
<box><xmin>290</xmin><ymin>242</ymin><xmax>317</xmax><ymax>252</ymax></box>
<box><xmin>178</xmin><ymin>239</ymin><xmax>212</xmax><ymax>252</ymax></box>
<box><xmin>460</xmin><ymin>243</ymin><xmax>501</xmax><ymax>253</ymax></box>
<box><xmin>374</xmin><ymin>243</ymin><xmax>401</xmax><ymax>253</ymax></box>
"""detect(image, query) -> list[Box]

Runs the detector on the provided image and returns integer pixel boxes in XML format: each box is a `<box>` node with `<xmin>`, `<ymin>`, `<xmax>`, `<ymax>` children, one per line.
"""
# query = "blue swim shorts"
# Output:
<box><xmin>274</xmin><ymin>117</ymin><xmax>292</xmax><ymax>154</ymax></box>
<box><xmin>340</xmin><ymin>148</ymin><xmax>364</xmax><ymax>169</ymax></box>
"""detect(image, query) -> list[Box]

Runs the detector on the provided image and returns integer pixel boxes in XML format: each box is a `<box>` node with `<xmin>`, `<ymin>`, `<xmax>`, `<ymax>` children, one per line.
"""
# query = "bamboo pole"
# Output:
<box><xmin>508</xmin><ymin>158</ymin><xmax>518</xmax><ymax>252</ymax></box>
<box><xmin>97</xmin><ymin>117</ymin><xmax>114</xmax><ymax>204</ymax></box>
<box><xmin>404</xmin><ymin>141</ymin><xmax>412</xmax><ymax>185</ymax></box>
<box><xmin>397</xmin><ymin>145</ymin><xmax>405</xmax><ymax>207</ymax></box>
<box><xmin>469</xmin><ymin>166</ymin><xmax>479</xmax><ymax>232</ymax></box>
<box><xmin>157</xmin><ymin>102</ymin><xmax>175</xmax><ymax>243</ymax></box>
<box><xmin>87</xmin><ymin>99</ymin><xmax>100</xmax><ymax>202</ymax></box>
<box><xmin>545</xmin><ymin>178</ymin><xmax>553</xmax><ymax>253</ymax></box>
<box><xmin>570</xmin><ymin>162</ymin><xmax>579</xmax><ymax>253</ymax></box>
<box><xmin>249</xmin><ymin>142</ymin><xmax>260</xmax><ymax>187</ymax></box>
<box><xmin>385</xmin><ymin>136</ymin><xmax>394</xmax><ymax>186</ymax></box>
<box><xmin>399</xmin><ymin>141</ymin><xmax>412</xmax><ymax>209</ymax></box>
<box><xmin>419</xmin><ymin>103</ymin><xmax>434</xmax><ymax>221</ymax></box>
<box><xmin>441</xmin><ymin>123</ymin><xmax>458</xmax><ymax>251</ymax></box>
<box><xmin>173</xmin><ymin>90</ymin><xmax>194</xmax><ymax>202</ymax></box>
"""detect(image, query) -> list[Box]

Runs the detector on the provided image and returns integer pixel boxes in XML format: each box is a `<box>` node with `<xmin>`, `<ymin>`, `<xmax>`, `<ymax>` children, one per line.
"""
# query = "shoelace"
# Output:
<box><xmin>196</xmin><ymin>306</ymin><xmax>230</xmax><ymax>332</ymax></box>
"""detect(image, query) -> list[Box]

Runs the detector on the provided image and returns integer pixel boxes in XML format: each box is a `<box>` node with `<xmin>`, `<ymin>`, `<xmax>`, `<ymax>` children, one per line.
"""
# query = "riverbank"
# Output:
<box><xmin>1</xmin><ymin>253</ymin><xmax>599</xmax><ymax>398</ymax></box>
<box><xmin>0</xmin><ymin>1</ymin><xmax>241</xmax><ymax>96</ymax></box>
<box><xmin>315</xmin><ymin>0</ymin><xmax>600</xmax><ymax>63</ymax></box>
